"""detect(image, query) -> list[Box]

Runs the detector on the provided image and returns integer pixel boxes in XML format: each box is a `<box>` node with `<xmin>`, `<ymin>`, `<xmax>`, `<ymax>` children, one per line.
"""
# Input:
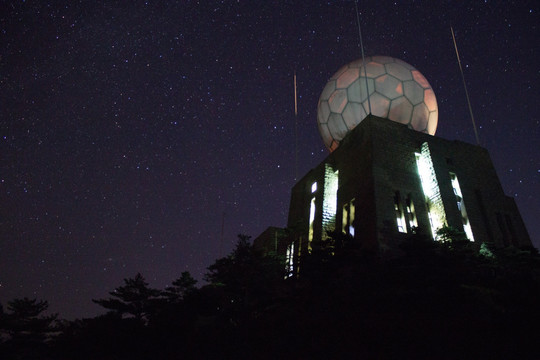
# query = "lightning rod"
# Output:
<box><xmin>451</xmin><ymin>26</ymin><xmax>480</xmax><ymax>145</ymax></box>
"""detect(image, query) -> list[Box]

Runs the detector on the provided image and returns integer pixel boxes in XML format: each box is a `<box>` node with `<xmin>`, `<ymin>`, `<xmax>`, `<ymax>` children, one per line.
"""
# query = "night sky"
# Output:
<box><xmin>1</xmin><ymin>1</ymin><xmax>538</xmax><ymax>320</ymax></box>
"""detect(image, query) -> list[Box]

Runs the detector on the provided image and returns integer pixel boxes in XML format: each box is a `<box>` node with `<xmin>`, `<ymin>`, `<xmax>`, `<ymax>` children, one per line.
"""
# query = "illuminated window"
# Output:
<box><xmin>406</xmin><ymin>195</ymin><xmax>417</xmax><ymax>230</ymax></box>
<box><xmin>415</xmin><ymin>142</ymin><xmax>447</xmax><ymax>240</ymax></box>
<box><xmin>322</xmin><ymin>167</ymin><xmax>339</xmax><ymax>240</ymax></box>
<box><xmin>394</xmin><ymin>191</ymin><xmax>406</xmax><ymax>233</ymax></box>
<box><xmin>342</xmin><ymin>204</ymin><xmax>348</xmax><ymax>233</ymax></box>
<box><xmin>296</xmin><ymin>236</ymin><xmax>303</xmax><ymax>274</ymax></box>
<box><xmin>349</xmin><ymin>200</ymin><xmax>355</xmax><ymax>236</ymax></box>
<box><xmin>425</xmin><ymin>201</ymin><xmax>436</xmax><ymax>235</ymax></box>
<box><xmin>311</xmin><ymin>182</ymin><xmax>317</xmax><ymax>193</ymax></box>
<box><xmin>285</xmin><ymin>242</ymin><xmax>295</xmax><ymax>278</ymax></box>
<box><xmin>449</xmin><ymin>172</ymin><xmax>474</xmax><ymax>241</ymax></box>
<box><xmin>342</xmin><ymin>198</ymin><xmax>356</xmax><ymax>236</ymax></box>
<box><xmin>308</xmin><ymin>197</ymin><xmax>316</xmax><ymax>253</ymax></box>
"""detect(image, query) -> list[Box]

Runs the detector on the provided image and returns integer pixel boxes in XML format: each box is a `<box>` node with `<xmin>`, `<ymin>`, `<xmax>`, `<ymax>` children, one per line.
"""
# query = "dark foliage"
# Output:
<box><xmin>0</xmin><ymin>297</ymin><xmax>58</xmax><ymax>359</ymax></box>
<box><xmin>3</xmin><ymin>233</ymin><xmax>540</xmax><ymax>359</ymax></box>
<box><xmin>162</xmin><ymin>271</ymin><xmax>197</xmax><ymax>303</ymax></box>
<box><xmin>92</xmin><ymin>273</ymin><xmax>161</xmax><ymax>323</ymax></box>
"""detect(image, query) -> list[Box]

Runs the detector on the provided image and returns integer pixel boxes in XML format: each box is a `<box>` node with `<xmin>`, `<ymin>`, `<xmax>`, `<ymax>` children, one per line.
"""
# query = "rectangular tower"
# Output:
<box><xmin>281</xmin><ymin>115</ymin><xmax>531</xmax><ymax>264</ymax></box>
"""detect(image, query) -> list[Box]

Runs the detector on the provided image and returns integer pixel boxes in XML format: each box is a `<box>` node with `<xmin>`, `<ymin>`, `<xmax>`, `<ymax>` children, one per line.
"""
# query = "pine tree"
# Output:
<box><xmin>92</xmin><ymin>273</ymin><xmax>161</xmax><ymax>323</ymax></box>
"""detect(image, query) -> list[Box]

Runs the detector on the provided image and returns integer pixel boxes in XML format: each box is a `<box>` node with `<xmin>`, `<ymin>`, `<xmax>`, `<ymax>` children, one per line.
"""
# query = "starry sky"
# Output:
<box><xmin>1</xmin><ymin>1</ymin><xmax>538</xmax><ymax>319</ymax></box>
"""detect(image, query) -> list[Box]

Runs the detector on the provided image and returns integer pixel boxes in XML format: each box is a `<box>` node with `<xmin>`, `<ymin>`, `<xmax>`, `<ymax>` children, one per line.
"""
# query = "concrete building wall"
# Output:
<box><xmin>269</xmin><ymin>115</ymin><xmax>531</xmax><ymax>267</ymax></box>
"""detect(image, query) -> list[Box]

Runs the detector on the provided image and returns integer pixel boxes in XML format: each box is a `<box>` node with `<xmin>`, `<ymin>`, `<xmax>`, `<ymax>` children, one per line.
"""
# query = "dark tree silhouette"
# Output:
<box><xmin>13</xmin><ymin>231</ymin><xmax>539</xmax><ymax>360</ymax></box>
<box><xmin>92</xmin><ymin>273</ymin><xmax>161</xmax><ymax>323</ymax></box>
<box><xmin>162</xmin><ymin>271</ymin><xmax>197</xmax><ymax>303</ymax></box>
<box><xmin>204</xmin><ymin>234</ymin><xmax>285</xmax><ymax>328</ymax></box>
<box><xmin>2</xmin><ymin>298</ymin><xmax>57</xmax><ymax>343</ymax></box>
<box><xmin>0</xmin><ymin>298</ymin><xmax>58</xmax><ymax>360</ymax></box>
<box><xmin>205</xmin><ymin>234</ymin><xmax>284</xmax><ymax>288</ymax></box>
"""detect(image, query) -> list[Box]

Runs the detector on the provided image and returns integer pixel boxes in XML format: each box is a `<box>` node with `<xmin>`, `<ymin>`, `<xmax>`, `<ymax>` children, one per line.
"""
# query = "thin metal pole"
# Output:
<box><xmin>355</xmin><ymin>0</ymin><xmax>371</xmax><ymax>115</ymax></box>
<box><xmin>451</xmin><ymin>26</ymin><xmax>480</xmax><ymax>145</ymax></box>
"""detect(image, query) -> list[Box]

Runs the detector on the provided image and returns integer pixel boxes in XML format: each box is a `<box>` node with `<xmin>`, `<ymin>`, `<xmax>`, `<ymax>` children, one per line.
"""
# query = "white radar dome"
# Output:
<box><xmin>317</xmin><ymin>56</ymin><xmax>438</xmax><ymax>152</ymax></box>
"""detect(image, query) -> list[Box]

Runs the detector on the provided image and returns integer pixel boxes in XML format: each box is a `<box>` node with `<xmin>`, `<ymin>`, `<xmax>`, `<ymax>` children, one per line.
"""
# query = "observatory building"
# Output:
<box><xmin>254</xmin><ymin>56</ymin><xmax>531</xmax><ymax>273</ymax></box>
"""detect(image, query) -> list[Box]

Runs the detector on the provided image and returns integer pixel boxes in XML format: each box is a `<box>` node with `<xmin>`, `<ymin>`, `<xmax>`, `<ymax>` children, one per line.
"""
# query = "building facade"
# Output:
<box><xmin>255</xmin><ymin>115</ymin><xmax>531</xmax><ymax>272</ymax></box>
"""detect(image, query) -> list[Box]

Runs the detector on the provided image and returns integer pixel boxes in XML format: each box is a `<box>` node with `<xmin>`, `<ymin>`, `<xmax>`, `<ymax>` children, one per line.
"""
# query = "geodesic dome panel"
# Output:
<box><xmin>317</xmin><ymin>56</ymin><xmax>438</xmax><ymax>151</ymax></box>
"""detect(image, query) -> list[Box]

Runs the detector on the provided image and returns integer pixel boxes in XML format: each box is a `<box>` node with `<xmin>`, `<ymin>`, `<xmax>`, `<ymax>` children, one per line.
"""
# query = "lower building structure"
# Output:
<box><xmin>254</xmin><ymin>115</ymin><xmax>531</xmax><ymax>274</ymax></box>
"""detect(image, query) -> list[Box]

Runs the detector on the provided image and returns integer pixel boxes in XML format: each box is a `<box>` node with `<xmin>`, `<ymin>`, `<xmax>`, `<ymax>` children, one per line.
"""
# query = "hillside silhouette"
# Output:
<box><xmin>1</xmin><ymin>231</ymin><xmax>540</xmax><ymax>359</ymax></box>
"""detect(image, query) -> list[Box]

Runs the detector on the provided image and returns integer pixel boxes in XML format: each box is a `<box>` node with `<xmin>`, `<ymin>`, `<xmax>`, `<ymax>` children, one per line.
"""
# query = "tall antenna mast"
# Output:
<box><xmin>294</xmin><ymin>71</ymin><xmax>299</xmax><ymax>181</ymax></box>
<box><xmin>354</xmin><ymin>0</ymin><xmax>372</xmax><ymax>115</ymax></box>
<box><xmin>451</xmin><ymin>26</ymin><xmax>480</xmax><ymax>145</ymax></box>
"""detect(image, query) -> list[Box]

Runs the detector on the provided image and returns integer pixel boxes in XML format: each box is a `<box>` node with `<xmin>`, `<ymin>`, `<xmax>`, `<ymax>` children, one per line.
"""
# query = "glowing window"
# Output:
<box><xmin>394</xmin><ymin>191</ymin><xmax>407</xmax><ymax>233</ymax></box>
<box><xmin>415</xmin><ymin>142</ymin><xmax>447</xmax><ymax>240</ymax></box>
<box><xmin>449</xmin><ymin>172</ymin><xmax>474</xmax><ymax>241</ymax></box>
<box><xmin>322</xmin><ymin>167</ymin><xmax>339</xmax><ymax>240</ymax></box>
<box><xmin>406</xmin><ymin>195</ymin><xmax>418</xmax><ymax>230</ymax></box>
<box><xmin>285</xmin><ymin>242</ymin><xmax>295</xmax><ymax>278</ymax></box>
<box><xmin>311</xmin><ymin>182</ymin><xmax>317</xmax><ymax>193</ymax></box>
<box><xmin>308</xmin><ymin>197</ymin><xmax>316</xmax><ymax>253</ymax></box>
<box><xmin>342</xmin><ymin>204</ymin><xmax>349</xmax><ymax>234</ymax></box>
<box><xmin>349</xmin><ymin>200</ymin><xmax>355</xmax><ymax>231</ymax></box>
<box><xmin>342</xmin><ymin>198</ymin><xmax>356</xmax><ymax>236</ymax></box>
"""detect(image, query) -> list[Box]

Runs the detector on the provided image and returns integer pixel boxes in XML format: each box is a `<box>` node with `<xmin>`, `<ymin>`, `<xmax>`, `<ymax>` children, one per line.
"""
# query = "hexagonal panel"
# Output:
<box><xmin>317</xmin><ymin>56</ymin><xmax>438</xmax><ymax>152</ymax></box>
<box><xmin>337</xmin><ymin>67</ymin><xmax>359</xmax><ymax>89</ymax></box>
<box><xmin>367</xmin><ymin>92</ymin><xmax>391</xmax><ymax>118</ymax></box>
<box><xmin>327</xmin><ymin>113</ymin><xmax>348</xmax><ymax>141</ymax></box>
<box><xmin>411</xmin><ymin>103</ymin><xmax>429</xmax><ymax>131</ymax></box>
<box><xmin>347</xmin><ymin>78</ymin><xmax>374</xmax><ymax>103</ymax></box>
<box><xmin>385</xmin><ymin>62</ymin><xmax>413</xmax><ymax>81</ymax></box>
<box><xmin>349</xmin><ymin>59</ymin><xmax>363</xmax><ymax>69</ymax></box>
<box><xmin>319</xmin><ymin>79</ymin><xmax>336</xmax><ymax>101</ymax></box>
<box><xmin>342</xmin><ymin>102</ymin><xmax>367</xmax><ymax>129</ymax></box>
<box><xmin>427</xmin><ymin>111</ymin><xmax>438</xmax><ymax>135</ymax></box>
<box><xmin>424</xmin><ymin>89</ymin><xmax>437</xmax><ymax>112</ymax></box>
<box><xmin>329</xmin><ymin>140</ymin><xmax>339</xmax><ymax>152</ymax></box>
<box><xmin>412</xmin><ymin>70</ymin><xmax>430</xmax><ymax>89</ymax></box>
<box><xmin>361</xmin><ymin>102</ymin><xmax>370</xmax><ymax>118</ymax></box>
<box><xmin>364</xmin><ymin>61</ymin><xmax>386</xmax><ymax>78</ymax></box>
<box><xmin>403</xmin><ymin>80</ymin><xmax>424</xmax><ymax>105</ymax></box>
<box><xmin>330</xmin><ymin>64</ymin><xmax>349</xmax><ymax>81</ymax></box>
<box><xmin>317</xmin><ymin>100</ymin><xmax>331</xmax><ymax>124</ymax></box>
<box><xmin>389</xmin><ymin>96</ymin><xmax>413</xmax><ymax>125</ymax></box>
<box><xmin>328</xmin><ymin>89</ymin><xmax>348</xmax><ymax>113</ymax></box>
<box><xmin>371</xmin><ymin>56</ymin><xmax>395</xmax><ymax>64</ymax></box>
<box><xmin>374</xmin><ymin>74</ymin><xmax>403</xmax><ymax>100</ymax></box>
